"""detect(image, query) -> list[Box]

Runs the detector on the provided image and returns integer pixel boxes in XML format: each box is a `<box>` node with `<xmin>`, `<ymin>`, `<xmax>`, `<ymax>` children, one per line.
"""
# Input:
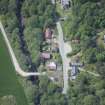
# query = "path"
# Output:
<box><xmin>0</xmin><ymin>21</ymin><xmax>46</xmax><ymax>77</ymax></box>
<box><xmin>80</xmin><ymin>68</ymin><xmax>99</xmax><ymax>77</ymax></box>
<box><xmin>56</xmin><ymin>21</ymin><xmax>72</xmax><ymax>94</ymax></box>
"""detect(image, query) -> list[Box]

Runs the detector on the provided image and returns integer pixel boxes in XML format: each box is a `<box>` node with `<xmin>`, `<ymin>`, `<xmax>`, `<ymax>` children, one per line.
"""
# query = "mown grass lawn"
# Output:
<box><xmin>0</xmin><ymin>32</ymin><xmax>28</xmax><ymax>105</ymax></box>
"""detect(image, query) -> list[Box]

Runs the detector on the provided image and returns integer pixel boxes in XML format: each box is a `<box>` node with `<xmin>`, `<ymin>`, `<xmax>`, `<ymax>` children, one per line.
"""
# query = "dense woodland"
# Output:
<box><xmin>1</xmin><ymin>0</ymin><xmax>105</xmax><ymax>105</ymax></box>
<box><xmin>66</xmin><ymin>0</ymin><xmax>105</xmax><ymax>76</ymax></box>
<box><xmin>64</xmin><ymin>0</ymin><xmax>105</xmax><ymax>65</ymax></box>
<box><xmin>65</xmin><ymin>0</ymin><xmax>105</xmax><ymax>105</ymax></box>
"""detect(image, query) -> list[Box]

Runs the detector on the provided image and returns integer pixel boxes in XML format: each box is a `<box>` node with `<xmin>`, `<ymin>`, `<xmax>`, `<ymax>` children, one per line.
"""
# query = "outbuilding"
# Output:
<box><xmin>44</xmin><ymin>28</ymin><xmax>52</xmax><ymax>40</ymax></box>
<box><xmin>60</xmin><ymin>0</ymin><xmax>70</xmax><ymax>9</ymax></box>
<box><xmin>104</xmin><ymin>35</ymin><xmax>105</xmax><ymax>43</ymax></box>
<box><xmin>41</xmin><ymin>52</ymin><xmax>51</xmax><ymax>60</ymax></box>
<box><xmin>47</xmin><ymin>62</ymin><xmax>57</xmax><ymax>70</ymax></box>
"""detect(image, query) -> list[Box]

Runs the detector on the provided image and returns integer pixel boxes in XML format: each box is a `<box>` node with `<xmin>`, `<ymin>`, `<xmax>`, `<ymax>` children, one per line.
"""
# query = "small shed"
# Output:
<box><xmin>41</xmin><ymin>52</ymin><xmax>51</xmax><ymax>60</ymax></box>
<box><xmin>104</xmin><ymin>35</ymin><xmax>105</xmax><ymax>43</ymax></box>
<box><xmin>52</xmin><ymin>43</ymin><xmax>59</xmax><ymax>52</ymax></box>
<box><xmin>51</xmin><ymin>0</ymin><xmax>56</xmax><ymax>4</ymax></box>
<box><xmin>47</xmin><ymin>62</ymin><xmax>57</xmax><ymax>70</ymax></box>
<box><xmin>45</xmin><ymin>28</ymin><xmax>52</xmax><ymax>39</ymax></box>
<box><xmin>60</xmin><ymin>0</ymin><xmax>70</xmax><ymax>9</ymax></box>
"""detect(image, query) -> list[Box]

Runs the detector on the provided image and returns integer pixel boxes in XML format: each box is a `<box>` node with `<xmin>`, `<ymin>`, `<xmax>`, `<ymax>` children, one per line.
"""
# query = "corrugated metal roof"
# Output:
<box><xmin>61</xmin><ymin>0</ymin><xmax>69</xmax><ymax>5</ymax></box>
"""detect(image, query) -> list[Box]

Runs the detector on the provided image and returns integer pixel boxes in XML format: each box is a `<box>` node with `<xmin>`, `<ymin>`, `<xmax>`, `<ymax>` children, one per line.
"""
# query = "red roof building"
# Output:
<box><xmin>45</xmin><ymin>28</ymin><xmax>52</xmax><ymax>39</ymax></box>
<box><xmin>47</xmin><ymin>62</ymin><xmax>57</xmax><ymax>70</ymax></box>
<box><xmin>41</xmin><ymin>52</ymin><xmax>51</xmax><ymax>59</ymax></box>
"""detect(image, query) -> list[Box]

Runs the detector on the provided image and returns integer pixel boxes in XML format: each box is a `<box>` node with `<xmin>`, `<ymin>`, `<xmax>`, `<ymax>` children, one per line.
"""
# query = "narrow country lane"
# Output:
<box><xmin>0</xmin><ymin>21</ymin><xmax>46</xmax><ymax>77</ymax></box>
<box><xmin>56</xmin><ymin>21</ymin><xmax>72</xmax><ymax>94</ymax></box>
<box><xmin>56</xmin><ymin>21</ymin><xmax>100</xmax><ymax>94</ymax></box>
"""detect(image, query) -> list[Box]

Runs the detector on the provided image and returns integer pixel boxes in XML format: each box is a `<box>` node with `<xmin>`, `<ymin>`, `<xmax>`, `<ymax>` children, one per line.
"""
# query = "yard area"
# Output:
<box><xmin>39</xmin><ymin>27</ymin><xmax>63</xmax><ymax>86</ymax></box>
<box><xmin>47</xmin><ymin>70</ymin><xmax>63</xmax><ymax>86</ymax></box>
<box><xmin>0</xmin><ymin>32</ymin><xmax>28</xmax><ymax>105</ymax></box>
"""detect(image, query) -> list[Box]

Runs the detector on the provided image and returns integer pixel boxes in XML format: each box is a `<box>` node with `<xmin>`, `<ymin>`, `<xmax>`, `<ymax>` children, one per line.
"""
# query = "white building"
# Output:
<box><xmin>60</xmin><ymin>0</ymin><xmax>70</xmax><ymax>9</ymax></box>
<box><xmin>70</xmin><ymin>66</ymin><xmax>78</xmax><ymax>80</ymax></box>
<box><xmin>51</xmin><ymin>0</ymin><xmax>56</xmax><ymax>4</ymax></box>
<box><xmin>104</xmin><ymin>35</ymin><xmax>105</xmax><ymax>43</ymax></box>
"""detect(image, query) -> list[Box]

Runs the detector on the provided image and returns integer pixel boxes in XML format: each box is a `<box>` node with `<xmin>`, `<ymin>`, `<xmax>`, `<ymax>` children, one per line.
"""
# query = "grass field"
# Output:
<box><xmin>0</xmin><ymin>32</ymin><xmax>28</xmax><ymax>105</ymax></box>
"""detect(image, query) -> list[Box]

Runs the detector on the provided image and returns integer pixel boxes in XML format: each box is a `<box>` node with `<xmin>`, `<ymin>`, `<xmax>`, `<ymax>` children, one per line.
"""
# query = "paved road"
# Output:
<box><xmin>56</xmin><ymin>21</ymin><xmax>72</xmax><ymax>94</ymax></box>
<box><xmin>0</xmin><ymin>21</ymin><xmax>46</xmax><ymax>77</ymax></box>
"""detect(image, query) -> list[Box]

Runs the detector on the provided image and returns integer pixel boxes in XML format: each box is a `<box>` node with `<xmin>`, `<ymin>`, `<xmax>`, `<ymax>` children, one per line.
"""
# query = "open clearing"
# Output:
<box><xmin>0</xmin><ymin>32</ymin><xmax>28</xmax><ymax>105</ymax></box>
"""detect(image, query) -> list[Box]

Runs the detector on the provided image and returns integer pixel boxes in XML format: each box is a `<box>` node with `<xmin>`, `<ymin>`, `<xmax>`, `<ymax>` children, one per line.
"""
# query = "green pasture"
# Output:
<box><xmin>0</xmin><ymin>32</ymin><xmax>28</xmax><ymax>105</ymax></box>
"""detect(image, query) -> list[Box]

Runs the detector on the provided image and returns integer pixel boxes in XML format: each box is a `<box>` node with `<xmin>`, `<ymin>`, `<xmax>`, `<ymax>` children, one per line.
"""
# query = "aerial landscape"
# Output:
<box><xmin>0</xmin><ymin>0</ymin><xmax>105</xmax><ymax>105</ymax></box>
